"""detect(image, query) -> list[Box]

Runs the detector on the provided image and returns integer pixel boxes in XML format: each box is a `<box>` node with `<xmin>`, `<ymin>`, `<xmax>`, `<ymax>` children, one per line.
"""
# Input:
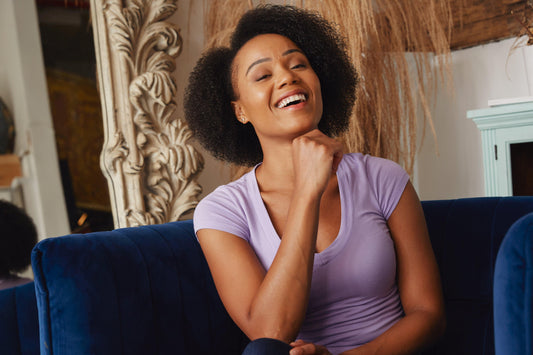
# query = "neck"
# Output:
<box><xmin>256</xmin><ymin>139</ymin><xmax>297</xmax><ymax>193</ymax></box>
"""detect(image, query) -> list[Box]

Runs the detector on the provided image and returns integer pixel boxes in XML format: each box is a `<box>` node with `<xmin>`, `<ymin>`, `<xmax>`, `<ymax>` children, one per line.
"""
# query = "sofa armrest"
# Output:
<box><xmin>494</xmin><ymin>212</ymin><xmax>533</xmax><ymax>355</ymax></box>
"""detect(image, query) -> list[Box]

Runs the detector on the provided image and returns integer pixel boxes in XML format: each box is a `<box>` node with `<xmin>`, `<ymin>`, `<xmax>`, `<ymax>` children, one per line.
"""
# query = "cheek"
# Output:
<box><xmin>242</xmin><ymin>86</ymin><xmax>271</xmax><ymax>112</ymax></box>
<box><xmin>311</xmin><ymin>73</ymin><xmax>322</xmax><ymax>100</ymax></box>
<box><xmin>314</xmin><ymin>80</ymin><xmax>324</xmax><ymax>111</ymax></box>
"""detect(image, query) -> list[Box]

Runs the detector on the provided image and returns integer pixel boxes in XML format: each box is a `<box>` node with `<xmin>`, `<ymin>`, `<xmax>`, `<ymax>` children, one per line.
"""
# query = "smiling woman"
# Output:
<box><xmin>185</xmin><ymin>5</ymin><xmax>445</xmax><ymax>355</ymax></box>
<box><xmin>230</xmin><ymin>34</ymin><xmax>323</xmax><ymax>146</ymax></box>
<box><xmin>184</xmin><ymin>5</ymin><xmax>356</xmax><ymax>167</ymax></box>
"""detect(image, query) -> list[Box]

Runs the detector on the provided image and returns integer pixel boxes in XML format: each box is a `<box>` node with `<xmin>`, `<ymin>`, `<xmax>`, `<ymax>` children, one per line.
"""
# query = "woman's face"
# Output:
<box><xmin>231</xmin><ymin>34</ymin><xmax>323</xmax><ymax>143</ymax></box>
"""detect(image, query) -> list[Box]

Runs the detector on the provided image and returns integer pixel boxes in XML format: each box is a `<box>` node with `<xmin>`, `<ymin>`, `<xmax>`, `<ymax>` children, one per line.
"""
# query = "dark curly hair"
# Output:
<box><xmin>184</xmin><ymin>5</ymin><xmax>358</xmax><ymax>166</ymax></box>
<box><xmin>0</xmin><ymin>200</ymin><xmax>38</xmax><ymax>276</ymax></box>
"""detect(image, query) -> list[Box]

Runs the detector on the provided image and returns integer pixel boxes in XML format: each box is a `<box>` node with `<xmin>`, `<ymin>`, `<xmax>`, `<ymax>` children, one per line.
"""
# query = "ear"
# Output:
<box><xmin>231</xmin><ymin>101</ymin><xmax>248</xmax><ymax>124</ymax></box>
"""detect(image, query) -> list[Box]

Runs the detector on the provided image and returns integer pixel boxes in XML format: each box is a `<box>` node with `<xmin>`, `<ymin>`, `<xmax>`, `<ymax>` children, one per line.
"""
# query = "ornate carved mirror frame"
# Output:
<box><xmin>90</xmin><ymin>0</ymin><xmax>204</xmax><ymax>228</ymax></box>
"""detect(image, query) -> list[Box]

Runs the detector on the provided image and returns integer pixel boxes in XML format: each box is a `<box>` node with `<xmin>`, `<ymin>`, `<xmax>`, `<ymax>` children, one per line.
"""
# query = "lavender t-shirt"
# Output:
<box><xmin>194</xmin><ymin>153</ymin><xmax>409</xmax><ymax>354</ymax></box>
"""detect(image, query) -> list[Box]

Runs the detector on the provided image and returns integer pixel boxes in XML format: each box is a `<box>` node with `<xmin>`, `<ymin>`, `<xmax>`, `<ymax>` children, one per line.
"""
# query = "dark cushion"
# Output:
<box><xmin>0</xmin><ymin>282</ymin><xmax>39</xmax><ymax>355</ymax></box>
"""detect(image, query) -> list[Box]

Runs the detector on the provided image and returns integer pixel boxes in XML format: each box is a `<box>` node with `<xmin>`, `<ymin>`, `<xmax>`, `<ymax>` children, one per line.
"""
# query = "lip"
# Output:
<box><xmin>274</xmin><ymin>89</ymin><xmax>309</xmax><ymax>109</ymax></box>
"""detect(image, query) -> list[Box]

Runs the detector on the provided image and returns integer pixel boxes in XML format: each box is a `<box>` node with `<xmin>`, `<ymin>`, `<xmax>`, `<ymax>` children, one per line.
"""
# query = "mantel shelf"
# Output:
<box><xmin>468</xmin><ymin>102</ymin><xmax>533</xmax><ymax>130</ymax></box>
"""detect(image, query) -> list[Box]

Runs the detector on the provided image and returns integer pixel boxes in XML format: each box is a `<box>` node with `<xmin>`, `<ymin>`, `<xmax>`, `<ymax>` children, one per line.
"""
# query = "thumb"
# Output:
<box><xmin>331</xmin><ymin>150</ymin><xmax>343</xmax><ymax>173</ymax></box>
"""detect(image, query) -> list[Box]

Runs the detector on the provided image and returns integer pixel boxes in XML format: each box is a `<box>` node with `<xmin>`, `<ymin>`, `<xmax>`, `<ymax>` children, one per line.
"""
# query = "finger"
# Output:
<box><xmin>294</xmin><ymin>343</ymin><xmax>317</xmax><ymax>355</ymax></box>
<box><xmin>328</xmin><ymin>136</ymin><xmax>343</xmax><ymax>172</ymax></box>
<box><xmin>290</xmin><ymin>339</ymin><xmax>306</xmax><ymax>347</ymax></box>
<box><xmin>316</xmin><ymin>345</ymin><xmax>332</xmax><ymax>355</ymax></box>
<box><xmin>331</xmin><ymin>149</ymin><xmax>343</xmax><ymax>173</ymax></box>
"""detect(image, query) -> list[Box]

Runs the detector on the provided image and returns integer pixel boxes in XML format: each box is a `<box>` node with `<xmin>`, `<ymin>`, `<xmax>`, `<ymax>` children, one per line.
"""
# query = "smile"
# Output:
<box><xmin>276</xmin><ymin>93</ymin><xmax>307</xmax><ymax>109</ymax></box>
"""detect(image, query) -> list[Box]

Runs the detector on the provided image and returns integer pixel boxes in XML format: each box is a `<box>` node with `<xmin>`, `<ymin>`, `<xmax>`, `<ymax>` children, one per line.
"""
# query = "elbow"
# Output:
<box><xmin>433</xmin><ymin>300</ymin><xmax>447</xmax><ymax>339</ymax></box>
<box><xmin>406</xmin><ymin>305</ymin><xmax>447</xmax><ymax>346</ymax></box>
<box><xmin>424</xmin><ymin>306</ymin><xmax>446</xmax><ymax>343</ymax></box>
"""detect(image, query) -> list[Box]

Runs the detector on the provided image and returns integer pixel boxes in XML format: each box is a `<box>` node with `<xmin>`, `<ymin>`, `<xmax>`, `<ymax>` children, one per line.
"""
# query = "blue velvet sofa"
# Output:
<box><xmin>0</xmin><ymin>282</ymin><xmax>39</xmax><ymax>355</ymax></box>
<box><xmin>493</xmin><ymin>211</ymin><xmax>533</xmax><ymax>354</ymax></box>
<box><xmin>29</xmin><ymin>196</ymin><xmax>533</xmax><ymax>355</ymax></box>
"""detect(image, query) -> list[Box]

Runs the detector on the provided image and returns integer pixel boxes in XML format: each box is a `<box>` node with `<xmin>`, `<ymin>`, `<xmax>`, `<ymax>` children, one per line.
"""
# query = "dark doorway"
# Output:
<box><xmin>510</xmin><ymin>141</ymin><xmax>533</xmax><ymax>196</ymax></box>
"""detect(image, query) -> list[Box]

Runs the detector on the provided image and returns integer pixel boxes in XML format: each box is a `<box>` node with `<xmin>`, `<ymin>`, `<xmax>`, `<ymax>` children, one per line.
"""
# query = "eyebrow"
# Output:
<box><xmin>245</xmin><ymin>48</ymin><xmax>304</xmax><ymax>76</ymax></box>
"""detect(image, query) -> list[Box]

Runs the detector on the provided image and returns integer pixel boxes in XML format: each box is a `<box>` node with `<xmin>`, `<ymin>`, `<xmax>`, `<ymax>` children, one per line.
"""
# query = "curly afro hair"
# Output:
<box><xmin>184</xmin><ymin>5</ymin><xmax>358</xmax><ymax>166</ymax></box>
<box><xmin>0</xmin><ymin>200</ymin><xmax>37</xmax><ymax>276</ymax></box>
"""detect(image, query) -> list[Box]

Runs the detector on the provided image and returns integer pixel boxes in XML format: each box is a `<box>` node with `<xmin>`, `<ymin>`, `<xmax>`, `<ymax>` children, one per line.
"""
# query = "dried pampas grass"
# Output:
<box><xmin>204</xmin><ymin>0</ymin><xmax>453</xmax><ymax>178</ymax></box>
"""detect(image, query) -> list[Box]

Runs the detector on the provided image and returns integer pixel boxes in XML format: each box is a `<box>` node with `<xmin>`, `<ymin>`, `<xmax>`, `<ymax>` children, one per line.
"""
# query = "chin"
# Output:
<box><xmin>285</xmin><ymin>124</ymin><xmax>319</xmax><ymax>138</ymax></box>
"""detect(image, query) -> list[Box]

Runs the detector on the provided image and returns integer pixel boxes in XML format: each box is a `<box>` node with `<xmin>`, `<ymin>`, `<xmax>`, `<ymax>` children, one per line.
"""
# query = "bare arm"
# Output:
<box><xmin>198</xmin><ymin>129</ymin><xmax>343</xmax><ymax>343</ymax></box>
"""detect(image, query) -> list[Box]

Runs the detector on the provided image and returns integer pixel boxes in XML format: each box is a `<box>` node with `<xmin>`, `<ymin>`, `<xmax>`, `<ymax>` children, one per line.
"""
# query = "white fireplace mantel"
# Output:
<box><xmin>468</xmin><ymin>101</ymin><xmax>533</xmax><ymax>196</ymax></box>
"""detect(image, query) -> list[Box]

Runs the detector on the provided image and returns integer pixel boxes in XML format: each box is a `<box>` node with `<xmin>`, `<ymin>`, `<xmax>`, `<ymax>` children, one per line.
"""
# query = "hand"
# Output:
<box><xmin>289</xmin><ymin>339</ymin><xmax>333</xmax><ymax>355</ymax></box>
<box><xmin>291</xmin><ymin>129</ymin><xmax>343</xmax><ymax>196</ymax></box>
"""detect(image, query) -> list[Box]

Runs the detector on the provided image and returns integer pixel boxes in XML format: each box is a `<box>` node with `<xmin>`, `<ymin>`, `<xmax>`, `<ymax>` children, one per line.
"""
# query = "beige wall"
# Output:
<box><xmin>0</xmin><ymin>0</ymin><xmax>69</xmax><ymax>238</ymax></box>
<box><xmin>172</xmin><ymin>0</ymin><xmax>232</xmax><ymax>199</ymax></box>
<box><xmin>415</xmin><ymin>38</ymin><xmax>531</xmax><ymax>200</ymax></box>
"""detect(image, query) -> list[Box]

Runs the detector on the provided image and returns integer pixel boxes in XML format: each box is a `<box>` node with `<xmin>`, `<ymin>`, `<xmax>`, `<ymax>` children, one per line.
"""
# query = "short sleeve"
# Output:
<box><xmin>364</xmin><ymin>156</ymin><xmax>410</xmax><ymax>220</ymax></box>
<box><xmin>193</xmin><ymin>186</ymin><xmax>250</xmax><ymax>241</ymax></box>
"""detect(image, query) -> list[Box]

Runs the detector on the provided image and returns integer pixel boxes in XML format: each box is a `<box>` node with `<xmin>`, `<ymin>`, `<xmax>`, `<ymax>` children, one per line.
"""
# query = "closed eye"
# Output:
<box><xmin>291</xmin><ymin>64</ymin><xmax>306</xmax><ymax>69</ymax></box>
<box><xmin>256</xmin><ymin>74</ymin><xmax>271</xmax><ymax>81</ymax></box>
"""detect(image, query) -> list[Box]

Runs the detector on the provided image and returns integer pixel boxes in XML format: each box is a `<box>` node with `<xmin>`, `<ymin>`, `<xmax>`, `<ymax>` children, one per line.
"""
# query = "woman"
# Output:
<box><xmin>184</xmin><ymin>5</ymin><xmax>445</xmax><ymax>355</ymax></box>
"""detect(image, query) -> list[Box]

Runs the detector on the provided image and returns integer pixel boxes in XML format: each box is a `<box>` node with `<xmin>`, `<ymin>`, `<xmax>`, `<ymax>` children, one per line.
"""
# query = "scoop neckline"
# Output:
<box><xmin>247</xmin><ymin>160</ymin><xmax>349</xmax><ymax>267</ymax></box>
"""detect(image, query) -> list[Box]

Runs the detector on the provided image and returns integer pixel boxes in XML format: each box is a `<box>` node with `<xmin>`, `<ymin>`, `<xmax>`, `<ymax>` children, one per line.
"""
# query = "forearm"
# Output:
<box><xmin>247</xmin><ymin>192</ymin><xmax>321</xmax><ymax>342</ymax></box>
<box><xmin>340</xmin><ymin>309</ymin><xmax>446</xmax><ymax>355</ymax></box>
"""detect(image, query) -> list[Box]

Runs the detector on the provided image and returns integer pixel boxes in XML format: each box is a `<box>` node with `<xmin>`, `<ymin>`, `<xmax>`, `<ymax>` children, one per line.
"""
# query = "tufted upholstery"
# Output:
<box><xmin>31</xmin><ymin>197</ymin><xmax>533</xmax><ymax>355</ymax></box>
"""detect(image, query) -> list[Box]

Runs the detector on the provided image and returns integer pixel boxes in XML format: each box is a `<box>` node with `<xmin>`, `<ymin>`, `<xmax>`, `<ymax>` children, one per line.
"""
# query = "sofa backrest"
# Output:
<box><xmin>421</xmin><ymin>196</ymin><xmax>533</xmax><ymax>354</ymax></box>
<box><xmin>0</xmin><ymin>282</ymin><xmax>39</xmax><ymax>355</ymax></box>
<box><xmin>32</xmin><ymin>220</ymin><xmax>247</xmax><ymax>355</ymax></box>
<box><xmin>31</xmin><ymin>197</ymin><xmax>533</xmax><ymax>355</ymax></box>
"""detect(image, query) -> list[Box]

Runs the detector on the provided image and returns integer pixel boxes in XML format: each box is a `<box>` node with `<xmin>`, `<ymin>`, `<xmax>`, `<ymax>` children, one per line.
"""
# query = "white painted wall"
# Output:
<box><xmin>415</xmin><ymin>38</ymin><xmax>531</xmax><ymax>200</ymax></box>
<box><xmin>0</xmin><ymin>0</ymin><xmax>69</xmax><ymax>239</ymax></box>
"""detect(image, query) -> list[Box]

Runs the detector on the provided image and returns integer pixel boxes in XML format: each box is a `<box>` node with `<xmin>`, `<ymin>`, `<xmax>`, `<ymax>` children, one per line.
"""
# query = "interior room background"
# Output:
<box><xmin>0</xmin><ymin>0</ymin><xmax>532</xmax><ymax>239</ymax></box>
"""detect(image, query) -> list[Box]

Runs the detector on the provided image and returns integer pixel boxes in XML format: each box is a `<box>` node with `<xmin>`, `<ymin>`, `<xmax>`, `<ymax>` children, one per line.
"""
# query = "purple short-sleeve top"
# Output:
<box><xmin>194</xmin><ymin>153</ymin><xmax>409</xmax><ymax>354</ymax></box>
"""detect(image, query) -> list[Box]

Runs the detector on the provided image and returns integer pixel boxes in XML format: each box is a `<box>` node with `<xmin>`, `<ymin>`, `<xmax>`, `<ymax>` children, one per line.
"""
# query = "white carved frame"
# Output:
<box><xmin>90</xmin><ymin>0</ymin><xmax>203</xmax><ymax>228</ymax></box>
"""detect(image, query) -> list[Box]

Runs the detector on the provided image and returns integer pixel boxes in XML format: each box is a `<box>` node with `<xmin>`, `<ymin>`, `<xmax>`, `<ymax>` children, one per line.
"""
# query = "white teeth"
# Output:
<box><xmin>277</xmin><ymin>93</ymin><xmax>307</xmax><ymax>108</ymax></box>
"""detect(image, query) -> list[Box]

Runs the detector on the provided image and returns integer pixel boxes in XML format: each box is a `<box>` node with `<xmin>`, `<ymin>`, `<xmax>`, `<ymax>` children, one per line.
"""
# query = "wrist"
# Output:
<box><xmin>290</xmin><ymin>188</ymin><xmax>322</xmax><ymax>208</ymax></box>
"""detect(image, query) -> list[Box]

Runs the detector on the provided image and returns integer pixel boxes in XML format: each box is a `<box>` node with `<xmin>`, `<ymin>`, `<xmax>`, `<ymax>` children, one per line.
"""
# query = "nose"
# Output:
<box><xmin>276</xmin><ymin>66</ymin><xmax>299</xmax><ymax>89</ymax></box>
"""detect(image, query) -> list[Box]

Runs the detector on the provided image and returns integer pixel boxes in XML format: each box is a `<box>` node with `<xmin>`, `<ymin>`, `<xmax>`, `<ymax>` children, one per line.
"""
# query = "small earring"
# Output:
<box><xmin>240</xmin><ymin>116</ymin><xmax>246</xmax><ymax>123</ymax></box>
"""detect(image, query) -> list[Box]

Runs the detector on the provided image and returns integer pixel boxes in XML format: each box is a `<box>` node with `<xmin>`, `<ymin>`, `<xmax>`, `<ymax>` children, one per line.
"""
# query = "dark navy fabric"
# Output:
<box><xmin>421</xmin><ymin>197</ymin><xmax>533</xmax><ymax>355</ymax></box>
<box><xmin>494</xmin><ymin>212</ymin><xmax>533</xmax><ymax>355</ymax></box>
<box><xmin>242</xmin><ymin>338</ymin><xmax>292</xmax><ymax>355</ymax></box>
<box><xmin>32</xmin><ymin>220</ymin><xmax>247</xmax><ymax>355</ymax></box>
<box><xmin>0</xmin><ymin>282</ymin><xmax>39</xmax><ymax>355</ymax></box>
<box><xmin>31</xmin><ymin>197</ymin><xmax>533</xmax><ymax>355</ymax></box>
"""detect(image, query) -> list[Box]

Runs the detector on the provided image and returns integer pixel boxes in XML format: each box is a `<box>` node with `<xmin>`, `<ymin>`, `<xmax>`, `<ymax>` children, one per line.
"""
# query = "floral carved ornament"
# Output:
<box><xmin>90</xmin><ymin>0</ymin><xmax>203</xmax><ymax>227</ymax></box>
